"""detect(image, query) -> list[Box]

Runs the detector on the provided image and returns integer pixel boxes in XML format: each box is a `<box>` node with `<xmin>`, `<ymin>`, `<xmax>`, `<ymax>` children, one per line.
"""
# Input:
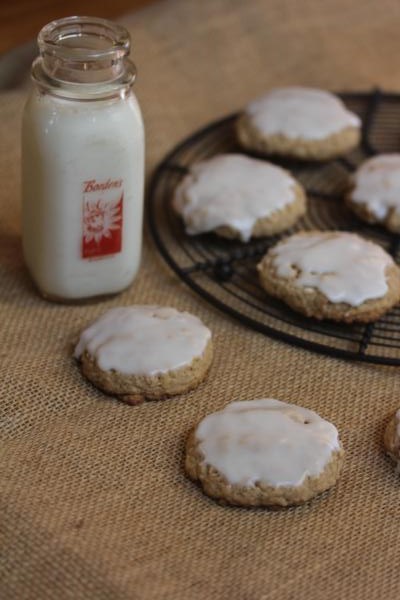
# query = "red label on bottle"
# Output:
<box><xmin>82</xmin><ymin>179</ymin><xmax>123</xmax><ymax>259</ymax></box>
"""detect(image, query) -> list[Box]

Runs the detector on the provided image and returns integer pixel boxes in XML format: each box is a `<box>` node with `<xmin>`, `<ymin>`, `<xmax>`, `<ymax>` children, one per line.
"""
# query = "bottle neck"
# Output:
<box><xmin>32</xmin><ymin>16</ymin><xmax>136</xmax><ymax>100</ymax></box>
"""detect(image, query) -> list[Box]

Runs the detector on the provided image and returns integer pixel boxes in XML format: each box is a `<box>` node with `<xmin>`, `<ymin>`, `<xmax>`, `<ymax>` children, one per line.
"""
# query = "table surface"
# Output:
<box><xmin>0</xmin><ymin>0</ymin><xmax>153</xmax><ymax>55</ymax></box>
<box><xmin>1</xmin><ymin>1</ymin><xmax>400</xmax><ymax>599</ymax></box>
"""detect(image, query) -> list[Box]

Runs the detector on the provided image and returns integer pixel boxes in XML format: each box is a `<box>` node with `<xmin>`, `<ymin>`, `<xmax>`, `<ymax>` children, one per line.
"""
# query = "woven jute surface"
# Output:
<box><xmin>1</xmin><ymin>1</ymin><xmax>400</xmax><ymax>598</ymax></box>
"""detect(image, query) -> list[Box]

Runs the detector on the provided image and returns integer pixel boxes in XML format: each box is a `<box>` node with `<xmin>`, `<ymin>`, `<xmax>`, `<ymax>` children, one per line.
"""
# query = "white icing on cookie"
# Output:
<box><xmin>269</xmin><ymin>232</ymin><xmax>392</xmax><ymax>306</ymax></box>
<box><xmin>196</xmin><ymin>399</ymin><xmax>340</xmax><ymax>487</ymax></box>
<box><xmin>173</xmin><ymin>154</ymin><xmax>300</xmax><ymax>242</ymax></box>
<box><xmin>351</xmin><ymin>154</ymin><xmax>400</xmax><ymax>219</ymax></box>
<box><xmin>245</xmin><ymin>87</ymin><xmax>361</xmax><ymax>141</ymax></box>
<box><xmin>74</xmin><ymin>306</ymin><xmax>211</xmax><ymax>376</ymax></box>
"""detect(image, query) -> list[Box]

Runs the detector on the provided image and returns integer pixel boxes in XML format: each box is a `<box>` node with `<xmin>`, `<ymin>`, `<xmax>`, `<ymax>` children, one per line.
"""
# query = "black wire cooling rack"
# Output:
<box><xmin>148</xmin><ymin>89</ymin><xmax>400</xmax><ymax>365</ymax></box>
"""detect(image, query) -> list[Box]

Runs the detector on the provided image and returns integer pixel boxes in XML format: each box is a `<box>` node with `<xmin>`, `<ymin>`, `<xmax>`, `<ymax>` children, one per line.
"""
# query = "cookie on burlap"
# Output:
<box><xmin>383</xmin><ymin>409</ymin><xmax>400</xmax><ymax>470</ymax></box>
<box><xmin>185</xmin><ymin>399</ymin><xmax>344</xmax><ymax>507</ymax></box>
<box><xmin>347</xmin><ymin>154</ymin><xmax>400</xmax><ymax>233</ymax></box>
<box><xmin>236</xmin><ymin>87</ymin><xmax>361</xmax><ymax>161</ymax></box>
<box><xmin>75</xmin><ymin>306</ymin><xmax>213</xmax><ymax>405</ymax></box>
<box><xmin>173</xmin><ymin>154</ymin><xmax>306</xmax><ymax>242</ymax></box>
<box><xmin>257</xmin><ymin>231</ymin><xmax>400</xmax><ymax>323</ymax></box>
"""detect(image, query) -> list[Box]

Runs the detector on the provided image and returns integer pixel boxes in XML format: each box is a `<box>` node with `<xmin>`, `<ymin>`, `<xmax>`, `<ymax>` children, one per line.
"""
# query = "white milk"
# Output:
<box><xmin>22</xmin><ymin>91</ymin><xmax>144</xmax><ymax>300</ymax></box>
<box><xmin>21</xmin><ymin>17</ymin><xmax>145</xmax><ymax>301</ymax></box>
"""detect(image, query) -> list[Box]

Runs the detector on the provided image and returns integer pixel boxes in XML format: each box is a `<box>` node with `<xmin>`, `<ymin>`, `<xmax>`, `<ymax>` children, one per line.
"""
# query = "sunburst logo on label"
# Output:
<box><xmin>82</xmin><ymin>179</ymin><xmax>123</xmax><ymax>259</ymax></box>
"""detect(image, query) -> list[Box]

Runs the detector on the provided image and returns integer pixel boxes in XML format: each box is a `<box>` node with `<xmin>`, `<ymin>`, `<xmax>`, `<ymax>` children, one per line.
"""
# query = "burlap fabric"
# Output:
<box><xmin>1</xmin><ymin>1</ymin><xmax>400</xmax><ymax>598</ymax></box>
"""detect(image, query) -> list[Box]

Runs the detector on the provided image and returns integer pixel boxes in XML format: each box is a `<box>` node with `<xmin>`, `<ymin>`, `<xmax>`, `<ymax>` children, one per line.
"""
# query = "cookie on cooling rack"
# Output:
<box><xmin>185</xmin><ymin>398</ymin><xmax>344</xmax><ymax>507</ymax></box>
<box><xmin>347</xmin><ymin>154</ymin><xmax>400</xmax><ymax>233</ymax></box>
<box><xmin>236</xmin><ymin>87</ymin><xmax>361</xmax><ymax>161</ymax></box>
<box><xmin>257</xmin><ymin>231</ymin><xmax>400</xmax><ymax>323</ymax></box>
<box><xmin>75</xmin><ymin>306</ymin><xmax>213</xmax><ymax>405</ymax></box>
<box><xmin>172</xmin><ymin>153</ymin><xmax>306</xmax><ymax>242</ymax></box>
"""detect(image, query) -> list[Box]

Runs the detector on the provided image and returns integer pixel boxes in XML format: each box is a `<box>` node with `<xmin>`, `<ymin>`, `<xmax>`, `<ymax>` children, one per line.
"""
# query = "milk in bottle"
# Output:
<box><xmin>22</xmin><ymin>16</ymin><xmax>145</xmax><ymax>300</ymax></box>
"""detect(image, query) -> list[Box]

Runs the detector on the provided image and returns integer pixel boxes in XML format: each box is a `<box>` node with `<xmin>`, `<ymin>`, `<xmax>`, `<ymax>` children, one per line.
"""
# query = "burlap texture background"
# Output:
<box><xmin>1</xmin><ymin>0</ymin><xmax>400</xmax><ymax>598</ymax></box>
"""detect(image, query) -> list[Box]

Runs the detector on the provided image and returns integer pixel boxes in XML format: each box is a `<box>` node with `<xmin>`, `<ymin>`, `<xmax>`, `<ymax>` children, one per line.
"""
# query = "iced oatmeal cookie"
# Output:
<box><xmin>257</xmin><ymin>231</ymin><xmax>400</xmax><ymax>323</ymax></box>
<box><xmin>237</xmin><ymin>87</ymin><xmax>361</xmax><ymax>161</ymax></box>
<box><xmin>185</xmin><ymin>399</ymin><xmax>344</xmax><ymax>507</ymax></box>
<box><xmin>348</xmin><ymin>154</ymin><xmax>400</xmax><ymax>233</ymax></box>
<box><xmin>173</xmin><ymin>154</ymin><xmax>306</xmax><ymax>242</ymax></box>
<box><xmin>75</xmin><ymin>306</ymin><xmax>213</xmax><ymax>404</ymax></box>
<box><xmin>383</xmin><ymin>409</ymin><xmax>400</xmax><ymax>470</ymax></box>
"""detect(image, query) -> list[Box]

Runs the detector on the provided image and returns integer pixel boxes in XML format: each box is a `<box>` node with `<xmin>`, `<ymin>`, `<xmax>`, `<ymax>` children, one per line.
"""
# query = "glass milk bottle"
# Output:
<box><xmin>21</xmin><ymin>16</ymin><xmax>145</xmax><ymax>301</ymax></box>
